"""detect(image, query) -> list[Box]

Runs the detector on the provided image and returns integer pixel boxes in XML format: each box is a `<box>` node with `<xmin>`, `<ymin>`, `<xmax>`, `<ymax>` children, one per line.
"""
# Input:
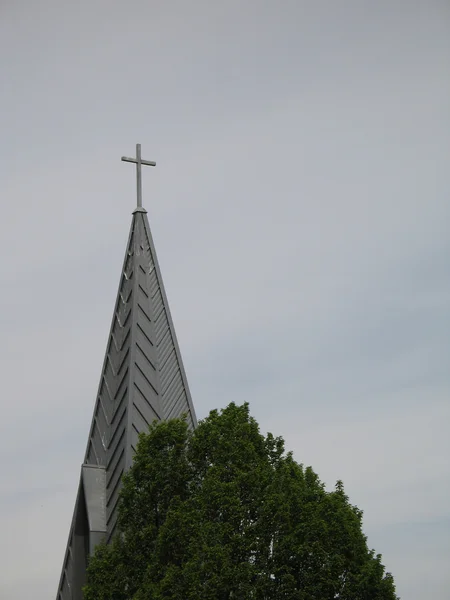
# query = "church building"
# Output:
<box><xmin>56</xmin><ymin>145</ymin><xmax>197</xmax><ymax>599</ymax></box>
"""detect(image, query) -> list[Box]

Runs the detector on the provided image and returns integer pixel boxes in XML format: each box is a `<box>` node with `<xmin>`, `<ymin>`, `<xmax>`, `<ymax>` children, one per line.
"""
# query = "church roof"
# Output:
<box><xmin>56</xmin><ymin>148</ymin><xmax>197</xmax><ymax>600</ymax></box>
<box><xmin>85</xmin><ymin>206</ymin><xmax>197</xmax><ymax>535</ymax></box>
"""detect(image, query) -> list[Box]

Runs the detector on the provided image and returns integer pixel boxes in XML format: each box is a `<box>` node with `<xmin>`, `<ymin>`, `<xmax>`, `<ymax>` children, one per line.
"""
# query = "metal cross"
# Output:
<box><xmin>121</xmin><ymin>144</ymin><xmax>156</xmax><ymax>208</ymax></box>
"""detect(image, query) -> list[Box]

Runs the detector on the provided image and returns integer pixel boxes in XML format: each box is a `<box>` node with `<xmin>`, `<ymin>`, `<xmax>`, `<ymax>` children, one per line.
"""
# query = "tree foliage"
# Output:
<box><xmin>84</xmin><ymin>403</ymin><xmax>397</xmax><ymax>599</ymax></box>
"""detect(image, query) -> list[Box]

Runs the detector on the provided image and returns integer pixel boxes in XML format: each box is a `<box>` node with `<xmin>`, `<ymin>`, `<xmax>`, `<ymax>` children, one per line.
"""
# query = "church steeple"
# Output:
<box><xmin>56</xmin><ymin>147</ymin><xmax>197</xmax><ymax>600</ymax></box>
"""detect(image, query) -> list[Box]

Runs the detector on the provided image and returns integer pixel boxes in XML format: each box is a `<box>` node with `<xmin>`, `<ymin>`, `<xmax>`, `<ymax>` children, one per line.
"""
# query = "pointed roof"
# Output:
<box><xmin>85</xmin><ymin>206</ymin><xmax>196</xmax><ymax>535</ymax></box>
<box><xmin>56</xmin><ymin>201</ymin><xmax>197</xmax><ymax>599</ymax></box>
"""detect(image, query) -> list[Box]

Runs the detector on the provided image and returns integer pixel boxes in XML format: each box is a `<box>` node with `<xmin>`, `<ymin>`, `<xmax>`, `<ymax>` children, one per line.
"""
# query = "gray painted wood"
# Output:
<box><xmin>55</xmin><ymin>205</ymin><xmax>197</xmax><ymax>599</ymax></box>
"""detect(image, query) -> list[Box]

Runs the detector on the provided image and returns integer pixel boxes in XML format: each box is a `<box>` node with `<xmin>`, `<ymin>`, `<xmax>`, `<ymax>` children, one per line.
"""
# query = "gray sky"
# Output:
<box><xmin>1</xmin><ymin>1</ymin><xmax>449</xmax><ymax>598</ymax></box>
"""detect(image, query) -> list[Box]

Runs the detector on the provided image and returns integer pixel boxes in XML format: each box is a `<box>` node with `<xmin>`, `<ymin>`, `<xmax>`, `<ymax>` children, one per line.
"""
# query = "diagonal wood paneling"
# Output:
<box><xmin>56</xmin><ymin>208</ymin><xmax>197</xmax><ymax>599</ymax></box>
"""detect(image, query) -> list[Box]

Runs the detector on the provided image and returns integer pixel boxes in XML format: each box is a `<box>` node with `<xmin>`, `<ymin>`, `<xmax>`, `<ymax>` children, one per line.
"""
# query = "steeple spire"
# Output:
<box><xmin>55</xmin><ymin>147</ymin><xmax>197</xmax><ymax>600</ymax></box>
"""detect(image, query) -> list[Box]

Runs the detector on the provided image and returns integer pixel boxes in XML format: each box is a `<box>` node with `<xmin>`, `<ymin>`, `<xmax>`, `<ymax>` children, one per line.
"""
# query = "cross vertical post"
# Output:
<box><xmin>121</xmin><ymin>144</ymin><xmax>156</xmax><ymax>209</ymax></box>
<box><xmin>136</xmin><ymin>143</ymin><xmax>142</xmax><ymax>208</ymax></box>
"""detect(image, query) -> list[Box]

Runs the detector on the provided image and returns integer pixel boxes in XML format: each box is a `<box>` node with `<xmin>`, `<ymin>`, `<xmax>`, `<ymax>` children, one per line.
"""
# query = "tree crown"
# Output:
<box><xmin>84</xmin><ymin>403</ymin><xmax>398</xmax><ymax>600</ymax></box>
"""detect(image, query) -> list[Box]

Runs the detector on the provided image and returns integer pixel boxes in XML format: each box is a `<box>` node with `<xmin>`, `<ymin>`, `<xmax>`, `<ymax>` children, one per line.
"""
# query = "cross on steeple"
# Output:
<box><xmin>121</xmin><ymin>144</ymin><xmax>156</xmax><ymax>209</ymax></box>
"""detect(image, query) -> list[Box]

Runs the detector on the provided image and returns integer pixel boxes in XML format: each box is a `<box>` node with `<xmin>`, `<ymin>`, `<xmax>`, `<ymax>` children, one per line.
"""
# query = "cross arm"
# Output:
<box><xmin>121</xmin><ymin>156</ymin><xmax>156</xmax><ymax>166</ymax></box>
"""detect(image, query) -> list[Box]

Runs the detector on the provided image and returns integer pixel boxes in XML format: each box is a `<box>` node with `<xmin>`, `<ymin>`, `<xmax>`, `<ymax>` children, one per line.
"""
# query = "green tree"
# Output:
<box><xmin>84</xmin><ymin>403</ymin><xmax>398</xmax><ymax>600</ymax></box>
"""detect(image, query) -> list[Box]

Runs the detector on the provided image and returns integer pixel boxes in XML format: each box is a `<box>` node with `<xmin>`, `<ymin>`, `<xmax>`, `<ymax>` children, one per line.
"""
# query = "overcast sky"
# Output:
<box><xmin>0</xmin><ymin>1</ymin><xmax>449</xmax><ymax>599</ymax></box>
